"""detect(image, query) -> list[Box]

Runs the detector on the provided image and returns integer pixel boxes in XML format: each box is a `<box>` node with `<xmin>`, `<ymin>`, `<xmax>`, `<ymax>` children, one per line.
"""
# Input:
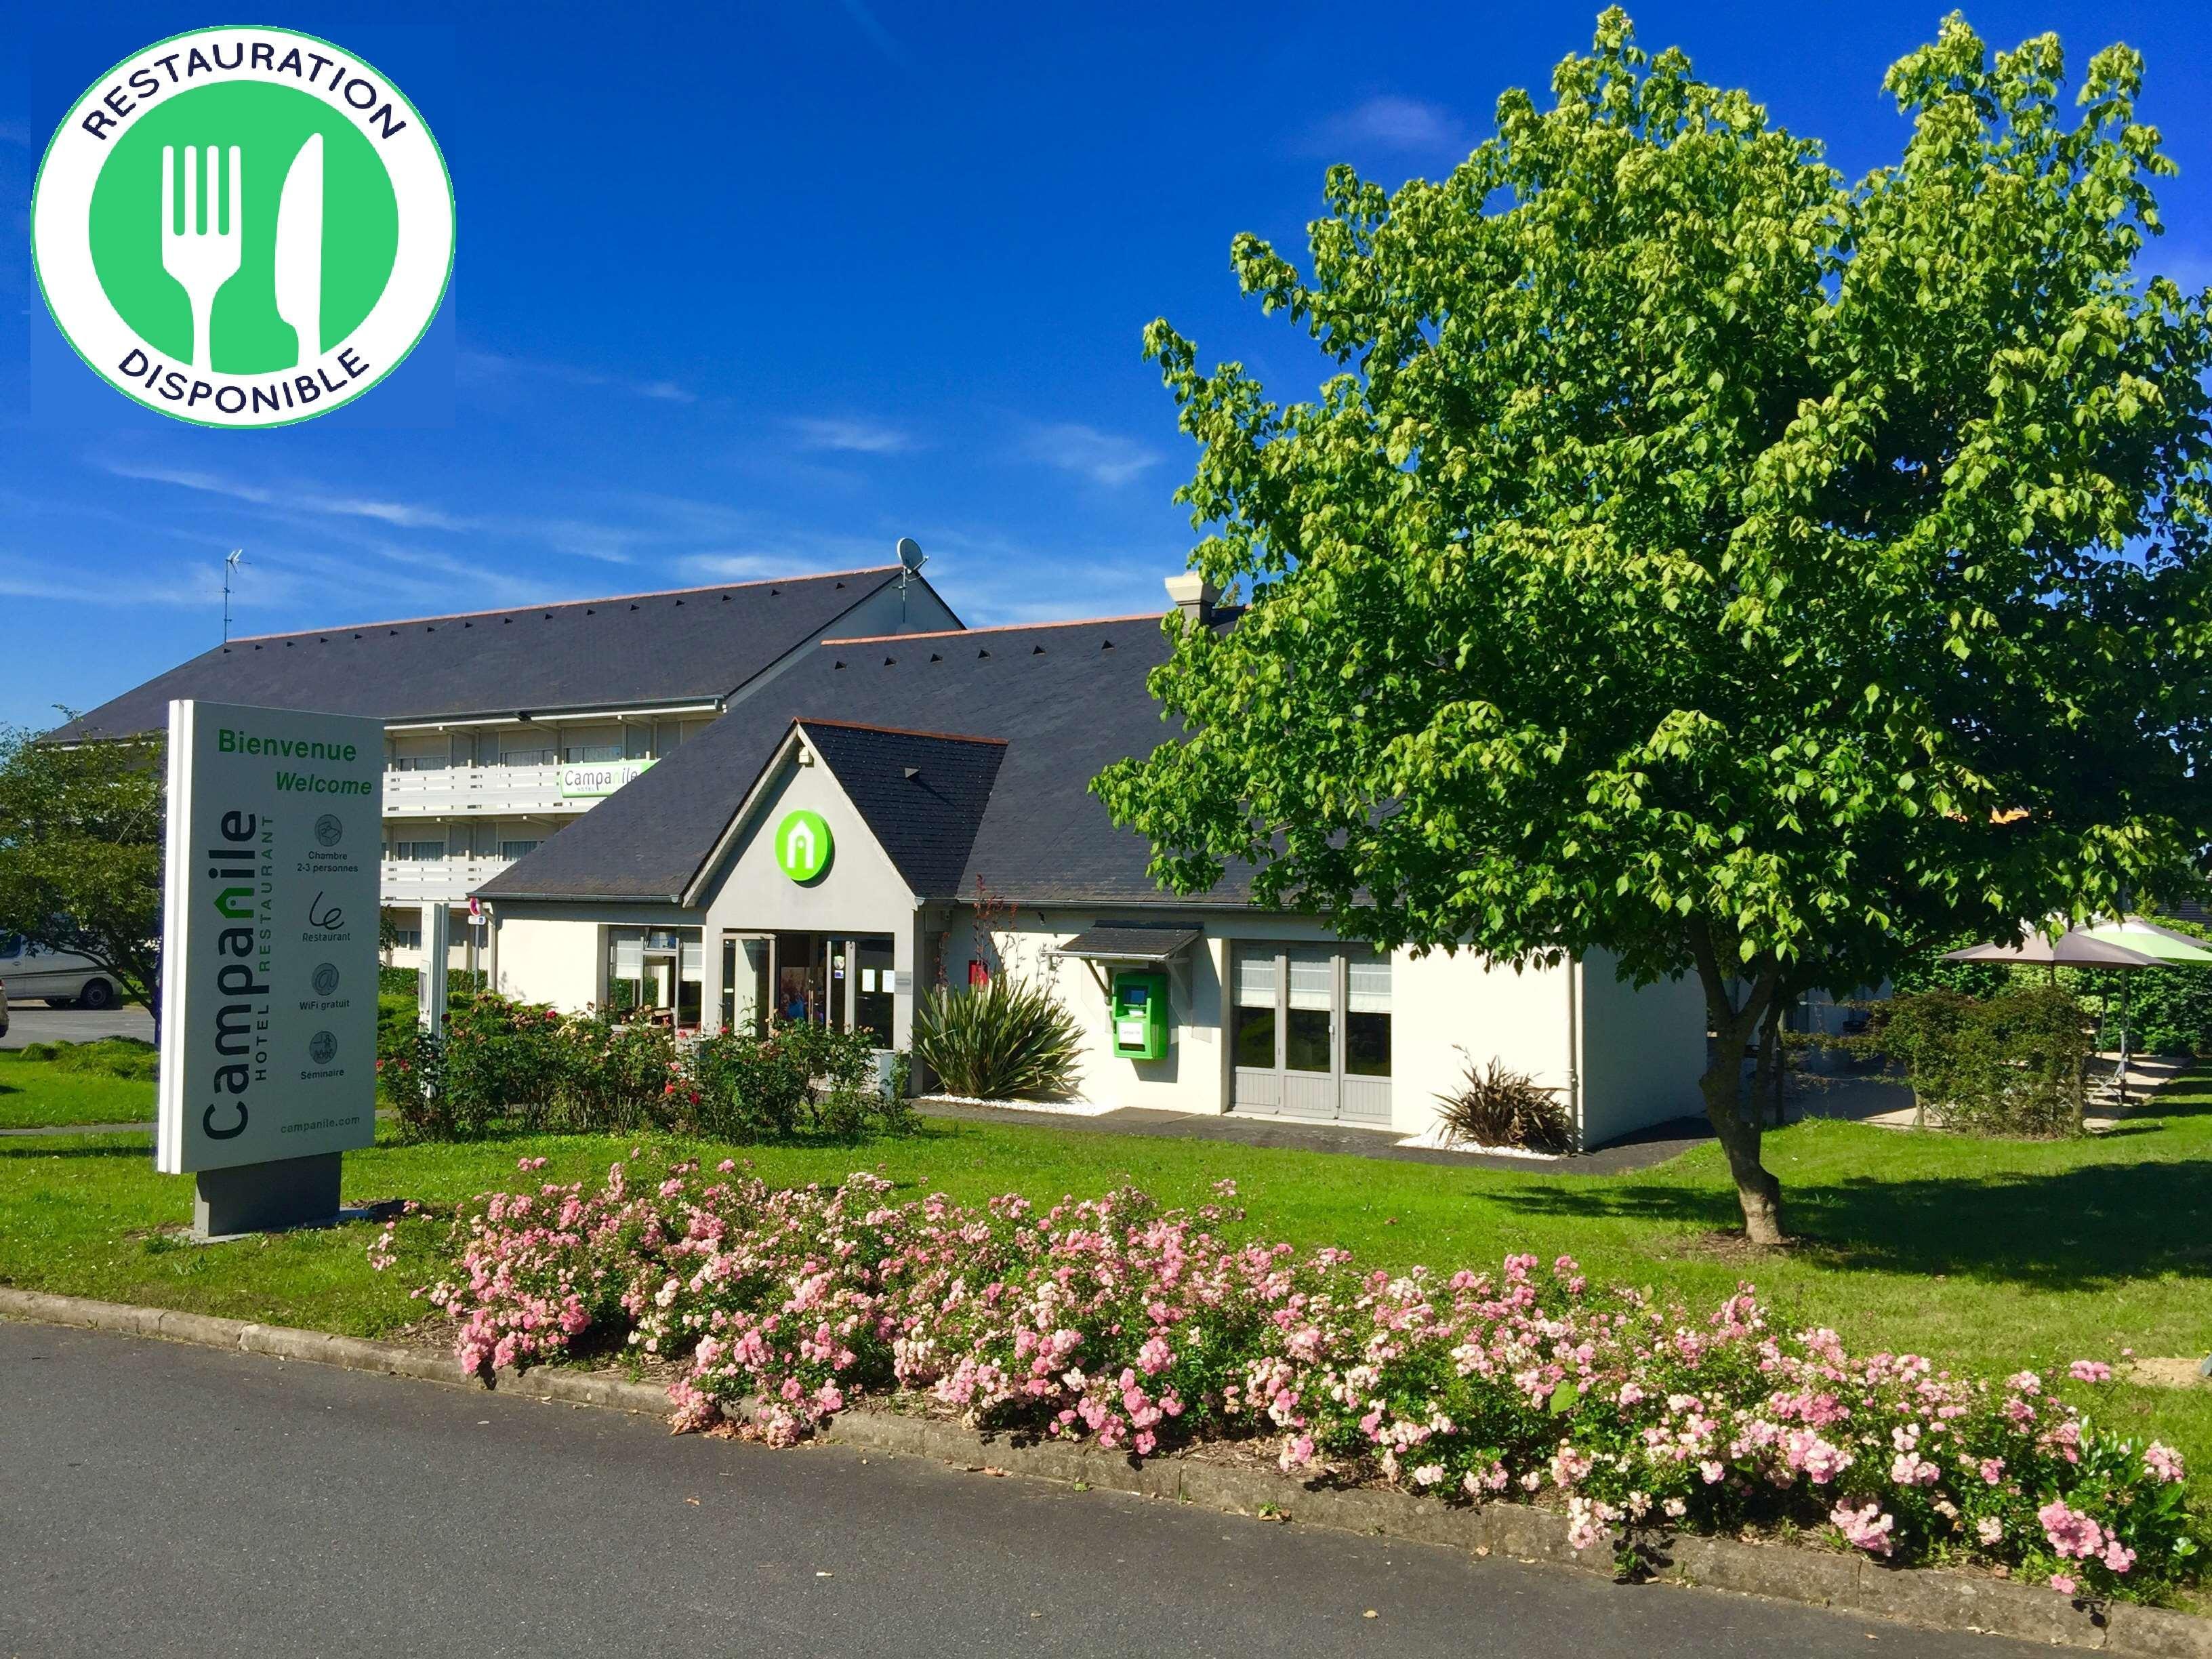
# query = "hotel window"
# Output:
<box><xmin>391</xmin><ymin>840</ymin><xmax>445</xmax><ymax>861</ymax></box>
<box><xmin>605</xmin><ymin>926</ymin><xmax>704</xmax><ymax>1027</ymax></box>
<box><xmin>497</xmin><ymin>838</ymin><xmax>542</xmax><ymax>860</ymax></box>
<box><xmin>1231</xmin><ymin>949</ymin><xmax>1278</xmax><ymax>1068</ymax></box>
<box><xmin>1284</xmin><ymin>946</ymin><xmax>1334</xmax><ymax>1073</ymax></box>
<box><xmin>501</xmin><ymin>743</ymin><xmax>557</xmax><ymax>765</ymax></box>
<box><xmin>388</xmin><ymin>735</ymin><xmax>451</xmax><ymax>772</ymax></box>
<box><xmin>562</xmin><ymin>742</ymin><xmax>623</xmax><ymax>763</ymax></box>
<box><xmin>1344</xmin><ymin>952</ymin><xmax>1392</xmax><ymax>1078</ymax></box>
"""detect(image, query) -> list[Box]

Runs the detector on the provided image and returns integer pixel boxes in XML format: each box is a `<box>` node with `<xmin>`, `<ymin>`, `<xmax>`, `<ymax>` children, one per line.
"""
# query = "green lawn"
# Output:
<box><xmin>3</xmin><ymin>1063</ymin><xmax>2209</xmax><ymax>1492</ymax></box>
<box><xmin>0</xmin><ymin>1052</ymin><xmax>157</xmax><ymax>1128</ymax></box>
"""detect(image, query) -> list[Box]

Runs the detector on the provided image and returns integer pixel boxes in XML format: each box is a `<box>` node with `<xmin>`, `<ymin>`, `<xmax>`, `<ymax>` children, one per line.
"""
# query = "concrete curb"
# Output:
<box><xmin>0</xmin><ymin>1287</ymin><xmax>668</xmax><ymax>1416</ymax></box>
<box><xmin>3</xmin><ymin>1286</ymin><xmax>2203</xmax><ymax>1654</ymax></box>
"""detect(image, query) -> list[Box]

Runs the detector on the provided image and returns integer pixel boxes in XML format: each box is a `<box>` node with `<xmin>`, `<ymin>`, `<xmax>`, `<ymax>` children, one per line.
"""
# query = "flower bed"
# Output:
<box><xmin>380</xmin><ymin>1155</ymin><xmax>2203</xmax><ymax>1599</ymax></box>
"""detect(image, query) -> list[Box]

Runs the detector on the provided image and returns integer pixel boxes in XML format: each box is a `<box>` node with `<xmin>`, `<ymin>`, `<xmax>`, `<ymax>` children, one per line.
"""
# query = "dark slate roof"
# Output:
<box><xmin>481</xmin><ymin>612</ymin><xmax>1252</xmax><ymax>907</ymax></box>
<box><xmin>48</xmin><ymin>567</ymin><xmax>927</xmax><ymax>741</ymax></box>
<box><xmin>794</xmin><ymin>719</ymin><xmax>1006</xmax><ymax>899</ymax></box>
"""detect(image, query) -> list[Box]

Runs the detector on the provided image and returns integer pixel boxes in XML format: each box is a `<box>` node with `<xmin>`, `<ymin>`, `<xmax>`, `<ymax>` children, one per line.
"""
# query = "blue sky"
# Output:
<box><xmin>5</xmin><ymin>1</ymin><xmax>2211</xmax><ymax>732</ymax></box>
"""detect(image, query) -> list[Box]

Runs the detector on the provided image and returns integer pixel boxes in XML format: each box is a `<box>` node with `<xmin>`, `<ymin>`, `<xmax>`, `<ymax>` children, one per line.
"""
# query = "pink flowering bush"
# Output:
<box><xmin>390</xmin><ymin>1155</ymin><xmax>2203</xmax><ymax>1599</ymax></box>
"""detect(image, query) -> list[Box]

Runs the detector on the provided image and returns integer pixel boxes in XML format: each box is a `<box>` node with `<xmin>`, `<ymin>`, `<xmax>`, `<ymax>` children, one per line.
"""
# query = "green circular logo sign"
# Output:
<box><xmin>31</xmin><ymin>26</ymin><xmax>453</xmax><ymax>426</ymax></box>
<box><xmin>775</xmin><ymin>809</ymin><xmax>833</xmax><ymax>884</ymax></box>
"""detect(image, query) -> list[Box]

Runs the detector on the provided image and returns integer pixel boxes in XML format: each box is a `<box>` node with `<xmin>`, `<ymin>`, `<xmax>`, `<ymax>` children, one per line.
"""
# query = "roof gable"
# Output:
<box><xmin>790</xmin><ymin>720</ymin><xmax>1005</xmax><ymax>901</ymax></box>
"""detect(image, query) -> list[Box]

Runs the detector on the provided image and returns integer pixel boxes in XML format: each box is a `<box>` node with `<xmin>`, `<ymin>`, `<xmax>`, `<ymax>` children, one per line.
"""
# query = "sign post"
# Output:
<box><xmin>158</xmin><ymin>699</ymin><xmax>382</xmax><ymax>1237</ymax></box>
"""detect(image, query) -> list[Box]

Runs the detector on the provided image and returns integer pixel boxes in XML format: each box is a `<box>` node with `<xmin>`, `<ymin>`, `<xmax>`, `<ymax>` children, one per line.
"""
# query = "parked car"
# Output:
<box><xmin>1</xmin><ymin>972</ymin><xmax>9</xmax><ymax>1040</ymax></box>
<box><xmin>0</xmin><ymin>935</ymin><xmax>120</xmax><ymax>1010</ymax></box>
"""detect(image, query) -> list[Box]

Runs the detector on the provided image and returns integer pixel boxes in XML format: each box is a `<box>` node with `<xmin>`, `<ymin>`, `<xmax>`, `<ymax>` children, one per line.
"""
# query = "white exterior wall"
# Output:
<box><xmin>931</xmin><ymin>909</ymin><xmax>1231</xmax><ymax>1113</ymax></box>
<box><xmin>931</xmin><ymin>909</ymin><xmax>1700</xmax><ymax>1143</ymax></box>
<box><xmin>490</xmin><ymin>913</ymin><xmax>603</xmax><ymax>1010</ymax></box>
<box><xmin>1576</xmin><ymin>953</ymin><xmax>1707</xmax><ymax>1145</ymax></box>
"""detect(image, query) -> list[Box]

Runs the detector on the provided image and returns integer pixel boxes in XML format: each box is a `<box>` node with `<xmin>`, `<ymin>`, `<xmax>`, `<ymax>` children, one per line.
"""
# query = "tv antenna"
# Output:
<box><xmin>222</xmin><ymin>549</ymin><xmax>247</xmax><ymax>643</ymax></box>
<box><xmin>894</xmin><ymin>536</ymin><xmax>926</xmax><ymax>624</ymax></box>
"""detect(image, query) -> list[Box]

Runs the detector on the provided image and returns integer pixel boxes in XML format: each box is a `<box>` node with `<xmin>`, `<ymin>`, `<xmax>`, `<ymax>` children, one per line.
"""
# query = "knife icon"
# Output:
<box><xmin>274</xmin><ymin>132</ymin><xmax>324</xmax><ymax>367</ymax></box>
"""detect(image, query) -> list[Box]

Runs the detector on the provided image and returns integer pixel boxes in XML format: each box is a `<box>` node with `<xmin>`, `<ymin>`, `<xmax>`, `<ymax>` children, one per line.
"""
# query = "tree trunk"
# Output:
<box><xmin>1754</xmin><ymin>997</ymin><xmax>1786</xmax><ymax>1128</ymax></box>
<box><xmin>1689</xmin><ymin>939</ymin><xmax>1787</xmax><ymax>1245</ymax></box>
<box><xmin>1699</xmin><ymin>1041</ymin><xmax>1786</xmax><ymax>1244</ymax></box>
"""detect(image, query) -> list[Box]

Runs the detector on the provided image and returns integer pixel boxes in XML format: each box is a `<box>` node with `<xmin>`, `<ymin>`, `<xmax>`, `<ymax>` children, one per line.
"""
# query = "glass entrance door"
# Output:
<box><xmin>773</xmin><ymin>932</ymin><xmax>826</xmax><ymax>1026</ymax></box>
<box><xmin>741</xmin><ymin>932</ymin><xmax>899</xmax><ymax>1046</ymax></box>
<box><xmin>720</xmin><ymin>933</ymin><xmax>771</xmax><ymax>1037</ymax></box>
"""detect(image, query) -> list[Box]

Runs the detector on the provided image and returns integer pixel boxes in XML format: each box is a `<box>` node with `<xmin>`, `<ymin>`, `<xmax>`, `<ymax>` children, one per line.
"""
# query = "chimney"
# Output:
<box><xmin>1164</xmin><ymin>573</ymin><xmax>1219</xmax><ymax>626</ymax></box>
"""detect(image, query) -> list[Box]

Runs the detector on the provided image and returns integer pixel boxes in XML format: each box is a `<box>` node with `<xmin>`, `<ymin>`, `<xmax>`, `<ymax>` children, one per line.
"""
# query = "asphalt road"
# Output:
<box><xmin>0</xmin><ymin>1322</ymin><xmax>2048</xmax><ymax>1659</ymax></box>
<box><xmin>0</xmin><ymin>1003</ymin><xmax>153</xmax><ymax>1050</ymax></box>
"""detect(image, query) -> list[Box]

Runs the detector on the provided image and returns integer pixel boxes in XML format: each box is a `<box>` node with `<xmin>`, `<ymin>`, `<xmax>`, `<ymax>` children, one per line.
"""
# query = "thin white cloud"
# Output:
<box><xmin>102</xmin><ymin>460</ymin><xmax>277</xmax><ymax>504</ymax></box>
<box><xmin>0</xmin><ymin>560</ymin><xmax>214</xmax><ymax>607</ymax></box>
<box><xmin>790</xmin><ymin>416</ymin><xmax>916</xmax><ymax>455</ymax></box>
<box><xmin>100</xmin><ymin>459</ymin><xmax>466</xmax><ymax>530</ymax></box>
<box><xmin>836</xmin><ymin>0</ymin><xmax>909</xmax><ymax>69</ymax></box>
<box><xmin>1019</xmin><ymin>423</ymin><xmax>1164</xmax><ymax>488</ymax></box>
<box><xmin>96</xmin><ymin>457</ymin><xmax>640</xmax><ymax>558</ymax></box>
<box><xmin>1304</xmin><ymin>95</ymin><xmax>1469</xmax><ymax>158</ymax></box>
<box><xmin>682</xmin><ymin>554</ymin><xmax>791</xmax><ymax>581</ymax></box>
<box><xmin>910</xmin><ymin>525</ymin><xmax>1176</xmax><ymax>626</ymax></box>
<box><xmin>459</xmin><ymin>348</ymin><xmax>698</xmax><ymax>405</ymax></box>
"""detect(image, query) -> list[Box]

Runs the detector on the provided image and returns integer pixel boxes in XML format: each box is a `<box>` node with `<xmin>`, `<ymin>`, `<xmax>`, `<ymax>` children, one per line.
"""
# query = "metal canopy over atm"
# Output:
<box><xmin>1048</xmin><ymin>925</ymin><xmax>1202</xmax><ymax>962</ymax></box>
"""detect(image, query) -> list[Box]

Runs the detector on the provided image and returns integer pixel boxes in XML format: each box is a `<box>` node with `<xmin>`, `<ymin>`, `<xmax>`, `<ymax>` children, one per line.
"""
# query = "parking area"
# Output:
<box><xmin>1</xmin><ymin>1003</ymin><xmax>155</xmax><ymax>1050</ymax></box>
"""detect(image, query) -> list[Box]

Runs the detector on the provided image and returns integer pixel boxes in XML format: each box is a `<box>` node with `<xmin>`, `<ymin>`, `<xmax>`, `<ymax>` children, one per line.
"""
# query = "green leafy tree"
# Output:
<box><xmin>1095</xmin><ymin>12</ymin><xmax>2212</xmax><ymax>1242</ymax></box>
<box><xmin>0</xmin><ymin>722</ymin><xmax>165</xmax><ymax>1036</ymax></box>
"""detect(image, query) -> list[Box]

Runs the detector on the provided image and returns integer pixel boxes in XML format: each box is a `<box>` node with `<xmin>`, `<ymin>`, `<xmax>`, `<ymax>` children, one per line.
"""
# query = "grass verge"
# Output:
<box><xmin>1</xmin><ymin>1063</ymin><xmax>2207</xmax><ymax>1496</ymax></box>
<box><xmin>0</xmin><ymin>1051</ymin><xmax>157</xmax><ymax>1128</ymax></box>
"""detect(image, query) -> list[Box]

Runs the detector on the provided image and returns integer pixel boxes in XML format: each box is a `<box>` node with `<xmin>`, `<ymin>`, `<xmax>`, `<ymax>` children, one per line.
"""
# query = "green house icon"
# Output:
<box><xmin>776</xmin><ymin>808</ymin><xmax>832</xmax><ymax>883</ymax></box>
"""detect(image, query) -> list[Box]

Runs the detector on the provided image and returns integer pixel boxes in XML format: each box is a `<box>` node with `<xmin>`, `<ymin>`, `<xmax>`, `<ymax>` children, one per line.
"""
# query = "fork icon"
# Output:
<box><xmin>161</xmin><ymin>144</ymin><xmax>243</xmax><ymax>373</ymax></box>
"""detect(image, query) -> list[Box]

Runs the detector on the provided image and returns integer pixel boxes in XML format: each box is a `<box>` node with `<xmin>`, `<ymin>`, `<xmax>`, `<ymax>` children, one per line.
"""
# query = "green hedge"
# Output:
<box><xmin>1869</xmin><ymin>985</ymin><xmax>2091</xmax><ymax>1136</ymax></box>
<box><xmin>377</xmin><ymin>966</ymin><xmax>487</xmax><ymax>998</ymax></box>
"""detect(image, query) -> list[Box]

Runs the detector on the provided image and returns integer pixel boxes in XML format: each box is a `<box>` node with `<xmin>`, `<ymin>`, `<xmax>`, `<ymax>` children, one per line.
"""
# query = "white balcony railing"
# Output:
<box><xmin>382</xmin><ymin>758</ymin><xmax>655</xmax><ymax>818</ymax></box>
<box><xmin>382</xmin><ymin>857</ymin><xmax>509</xmax><ymax>905</ymax></box>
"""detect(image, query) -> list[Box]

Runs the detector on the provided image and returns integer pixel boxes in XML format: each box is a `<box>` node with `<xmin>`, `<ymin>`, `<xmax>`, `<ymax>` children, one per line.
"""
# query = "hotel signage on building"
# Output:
<box><xmin>157</xmin><ymin>699</ymin><xmax>382</xmax><ymax>1173</ymax></box>
<box><xmin>775</xmin><ymin>808</ymin><xmax>832</xmax><ymax>883</ymax></box>
<box><xmin>557</xmin><ymin>756</ymin><xmax>654</xmax><ymax>799</ymax></box>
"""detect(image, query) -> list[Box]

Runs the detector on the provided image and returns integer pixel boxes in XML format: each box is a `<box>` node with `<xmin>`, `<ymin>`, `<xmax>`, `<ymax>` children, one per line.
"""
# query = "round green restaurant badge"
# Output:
<box><xmin>775</xmin><ymin>809</ymin><xmax>833</xmax><ymax>884</ymax></box>
<box><xmin>31</xmin><ymin>26</ymin><xmax>453</xmax><ymax>426</ymax></box>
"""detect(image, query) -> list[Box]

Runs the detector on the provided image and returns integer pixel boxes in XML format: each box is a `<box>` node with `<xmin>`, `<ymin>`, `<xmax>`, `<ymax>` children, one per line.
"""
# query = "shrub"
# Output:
<box><xmin>1434</xmin><ymin>1055</ymin><xmax>1576</xmax><ymax>1151</ymax></box>
<box><xmin>377</xmin><ymin>991</ymin><xmax>914</xmax><ymax>1142</ymax></box>
<box><xmin>1871</xmin><ymin>985</ymin><xmax>2090</xmax><ymax>1136</ymax></box>
<box><xmin>912</xmin><ymin>977</ymin><xmax>1083</xmax><ymax>1099</ymax></box>
<box><xmin>394</xmin><ymin>1156</ymin><xmax>2205</xmax><ymax>1599</ymax></box>
<box><xmin>688</xmin><ymin>1021</ymin><xmax>913</xmax><ymax>1140</ymax></box>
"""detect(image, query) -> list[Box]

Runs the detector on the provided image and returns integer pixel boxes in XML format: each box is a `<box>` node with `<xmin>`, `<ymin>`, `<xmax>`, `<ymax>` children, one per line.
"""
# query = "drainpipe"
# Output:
<box><xmin>1565</xmin><ymin>954</ymin><xmax>1583</xmax><ymax>1146</ymax></box>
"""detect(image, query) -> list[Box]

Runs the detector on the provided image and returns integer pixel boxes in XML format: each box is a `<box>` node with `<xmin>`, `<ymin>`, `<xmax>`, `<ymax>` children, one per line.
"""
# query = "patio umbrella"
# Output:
<box><xmin>1943</xmin><ymin>917</ymin><xmax>2212</xmax><ymax>1104</ymax></box>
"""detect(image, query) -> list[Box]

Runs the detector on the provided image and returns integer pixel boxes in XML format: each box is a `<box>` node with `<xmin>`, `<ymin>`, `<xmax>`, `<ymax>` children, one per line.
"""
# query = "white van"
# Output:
<box><xmin>0</xmin><ymin>935</ymin><xmax>122</xmax><ymax>1010</ymax></box>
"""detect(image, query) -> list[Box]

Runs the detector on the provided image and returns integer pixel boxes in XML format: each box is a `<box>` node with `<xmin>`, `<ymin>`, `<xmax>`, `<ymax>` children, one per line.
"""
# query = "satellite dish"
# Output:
<box><xmin>895</xmin><ymin>536</ymin><xmax>926</xmax><ymax>573</ymax></box>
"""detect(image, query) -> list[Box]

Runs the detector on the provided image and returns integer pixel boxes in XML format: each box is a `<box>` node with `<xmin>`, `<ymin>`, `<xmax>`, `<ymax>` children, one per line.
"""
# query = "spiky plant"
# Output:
<box><xmin>913</xmin><ymin>977</ymin><xmax>1084</xmax><ymax>1101</ymax></box>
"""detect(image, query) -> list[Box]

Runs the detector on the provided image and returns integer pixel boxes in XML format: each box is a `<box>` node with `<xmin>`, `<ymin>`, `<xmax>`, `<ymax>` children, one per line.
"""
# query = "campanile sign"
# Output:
<box><xmin>158</xmin><ymin>699</ymin><xmax>382</xmax><ymax>1234</ymax></box>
